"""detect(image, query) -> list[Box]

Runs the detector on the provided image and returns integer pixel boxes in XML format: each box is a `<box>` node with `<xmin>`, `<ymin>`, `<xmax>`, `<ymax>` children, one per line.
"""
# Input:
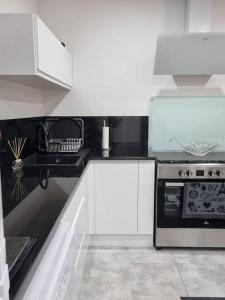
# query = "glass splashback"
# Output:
<box><xmin>149</xmin><ymin>96</ymin><xmax>225</xmax><ymax>152</ymax></box>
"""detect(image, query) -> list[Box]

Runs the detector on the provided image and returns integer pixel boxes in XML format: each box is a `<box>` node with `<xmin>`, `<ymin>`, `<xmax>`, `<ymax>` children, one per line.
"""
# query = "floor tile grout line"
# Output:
<box><xmin>128</xmin><ymin>258</ymin><xmax>134</xmax><ymax>300</ymax></box>
<box><xmin>75</xmin><ymin>249</ymin><xmax>225</xmax><ymax>299</ymax></box>
<box><xmin>175</xmin><ymin>261</ymin><xmax>190</xmax><ymax>298</ymax></box>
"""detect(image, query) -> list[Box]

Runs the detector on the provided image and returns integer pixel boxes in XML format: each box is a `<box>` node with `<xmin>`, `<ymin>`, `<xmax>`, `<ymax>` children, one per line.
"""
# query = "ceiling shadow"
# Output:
<box><xmin>172</xmin><ymin>75</ymin><xmax>211</xmax><ymax>86</ymax></box>
<box><xmin>156</xmin><ymin>87</ymin><xmax>224</xmax><ymax>97</ymax></box>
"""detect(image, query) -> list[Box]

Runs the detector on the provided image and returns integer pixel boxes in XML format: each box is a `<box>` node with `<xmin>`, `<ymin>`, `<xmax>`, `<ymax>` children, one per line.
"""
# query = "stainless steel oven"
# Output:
<box><xmin>155</xmin><ymin>163</ymin><xmax>225</xmax><ymax>248</ymax></box>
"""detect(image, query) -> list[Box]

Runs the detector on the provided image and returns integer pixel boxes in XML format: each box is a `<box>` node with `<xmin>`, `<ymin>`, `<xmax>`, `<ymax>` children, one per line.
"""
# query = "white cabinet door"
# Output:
<box><xmin>63</xmin><ymin>196</ymin><xmax>87</xmax><ymax>300</ymax></box>
<box><xmin>0</xmin><ymin>14</ymin><xmax>72</xmax><ymax>89</ymax></box>
<box><xmin>23</xmin><ymin>222</ymin><xmax>69</xmax><ymax>300</ymax></box>
<box><xmin>86</xmin><ymin>163</ymin><xmax>95</xmax><ymax>234</ymax></box>
<box><xmin>62</xmin><ymin>171</ymin><xmax>87</xmax><ymax>271</ymax></box>
<box><xmin>138</xmin><ymin>161</ymin><xmax>155</xmax><ymax>235</ymax></box>
<box><xmin>35</xmin><ymin>16</ymin><xmax>72</xmax><ymax>87</ymax></box>
<box><xmin>94</xmin><ymin>161</ymin><xmax>138</xmax><ymax>234</ymax></box>
<box><xmin>61</xmin><ymin>175</ymin><xmax>86</xmax><ymax>229</ymax></box>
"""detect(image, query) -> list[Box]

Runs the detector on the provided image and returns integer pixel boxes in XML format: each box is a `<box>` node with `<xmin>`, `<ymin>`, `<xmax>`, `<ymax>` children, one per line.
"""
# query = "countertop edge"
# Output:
<box><xmin>90</xmin><ymin>156</ymin><xmax>156</xmax><ymax>160</ymax></box>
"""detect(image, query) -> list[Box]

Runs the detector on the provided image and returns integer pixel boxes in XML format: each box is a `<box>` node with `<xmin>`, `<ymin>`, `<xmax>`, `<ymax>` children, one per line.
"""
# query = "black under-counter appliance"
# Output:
<box><xmin>154</xmin><ymin>152</ymin><xmax>225</xmax><ymax>249</ymax></box>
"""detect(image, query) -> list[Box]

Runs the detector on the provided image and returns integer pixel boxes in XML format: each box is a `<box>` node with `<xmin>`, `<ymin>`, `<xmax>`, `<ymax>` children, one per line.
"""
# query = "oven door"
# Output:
<box><xmin>157</xmin><ymin>179</ymin><xmax>225</xmax><ymax>228</ymax></box>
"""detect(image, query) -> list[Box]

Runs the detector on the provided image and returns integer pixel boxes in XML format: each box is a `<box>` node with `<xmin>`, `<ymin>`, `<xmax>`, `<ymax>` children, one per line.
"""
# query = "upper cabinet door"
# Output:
<box><xmin>35</xmin><ymin>16</ymin><xmax>73</xmax><ymax>87</ymax></box>
<box><xmin>0</xmin><ymin>14</ymin><xmax>72</xmax><ymax>90</ymax></box>
<box><xmin>94</xmin><ymin>161</ymin><xmax>138</xmax><ymax>235</ymax></box>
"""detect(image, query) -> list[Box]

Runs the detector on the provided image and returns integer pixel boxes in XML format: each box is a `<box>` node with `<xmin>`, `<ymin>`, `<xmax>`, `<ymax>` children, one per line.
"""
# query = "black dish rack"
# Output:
<box><xmin>38</xmin><ymin>117</ymin><xmax>84</xmax><ymax>153</ymax></box>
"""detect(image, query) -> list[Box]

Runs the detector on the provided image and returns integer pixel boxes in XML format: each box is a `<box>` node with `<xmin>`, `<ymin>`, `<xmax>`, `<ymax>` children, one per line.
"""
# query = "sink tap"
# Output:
<box><xmin>37</xmin><ymin>123</ymin><xmax>49</xmax><ymax>152</ymax></box>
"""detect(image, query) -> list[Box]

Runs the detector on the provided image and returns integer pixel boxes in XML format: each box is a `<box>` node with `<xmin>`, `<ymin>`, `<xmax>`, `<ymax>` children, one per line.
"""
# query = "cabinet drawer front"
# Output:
<box><xmin>24</xmin><ymin>223</ymin><xmax>69</xmax><ymax>299</ymax></box>
<box><xmin>44</xmin><ymin>229</ymin><xmax>77</xmax><ymax>300</ymax></box>
<box><xmin>73</xmin><ymin>197</ymin><xmax>86</xmax><ymax>248</ymax></box>
<box><xmin>61</xmin><ymin>176</ymin><xmax>86</xmax><ymax>228</ymax></box>
<box><xmin>48</xmin><ymin>197</ymin><xmax>86</xmax><ymax>300</ymax></box>
<box><xmin>95</xmin><ymin>161</ymin><xmax>138</xmax><ymax>234</ymax></box>
<box><xmin>35</xmin><ymin>16</ymin><xmax>72</xmax><ymax>86</ymax></box>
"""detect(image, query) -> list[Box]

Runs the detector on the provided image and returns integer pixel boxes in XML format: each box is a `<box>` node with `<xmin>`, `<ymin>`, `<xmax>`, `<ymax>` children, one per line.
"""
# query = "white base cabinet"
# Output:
<box><xmin>0</xmin><ymin>14</ymin><xmax>72</xmax><ymax>89</ymax></box>
<box><xmin>92</xmin><ymin>160</ymin><xmax>155</xmax><ymax>238</ymax></box>
<box><xmin>94</xmin><ymin>161</ymin><xmax>138</xmax><ymax>234</ymax></box>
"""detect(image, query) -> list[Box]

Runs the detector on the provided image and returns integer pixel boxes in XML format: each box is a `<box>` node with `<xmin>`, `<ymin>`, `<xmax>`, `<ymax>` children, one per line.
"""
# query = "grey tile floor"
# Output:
<box><xmin>74</xmin><ymin>248</ymin><xmax>225</xmax><ymax>300</ymax></box>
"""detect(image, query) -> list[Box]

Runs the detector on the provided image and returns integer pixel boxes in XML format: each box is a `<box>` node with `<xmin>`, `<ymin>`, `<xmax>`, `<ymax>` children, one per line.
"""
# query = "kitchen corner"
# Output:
<box><xmin>1</xmin><ymin>0</ymin><xmax>225</xmax><ymax>299</ymax></box>
<box><xmin>0</xmin><ymin>115</ymin><xmax>155</xmax><ymax>299</ymax></box>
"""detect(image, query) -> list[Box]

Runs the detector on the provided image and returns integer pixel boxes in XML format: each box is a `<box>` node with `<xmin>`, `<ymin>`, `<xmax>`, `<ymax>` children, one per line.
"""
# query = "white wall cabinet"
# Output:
<box><xmin>138</xmin><ymin>161</ymin><xmax>155</xmax><ymax>235</ymax></box>
<box><xmin>94</xmin><ymin>161</ymin><xmax>138</xmax><ymax>234</ymax></box>
<box><xmin>0</xmin><ymin>14</ymin><xmax>72</xmax><ymax>89</ymax></box>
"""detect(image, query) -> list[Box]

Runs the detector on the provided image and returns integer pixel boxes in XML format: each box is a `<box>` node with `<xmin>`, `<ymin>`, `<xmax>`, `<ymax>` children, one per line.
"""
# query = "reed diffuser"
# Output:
<box><xmin>8</xmin><ymin>137</ymin><xmax>26</xmax><ymax>171</ymax></box>
<box><xmin>12</xmin><ymin>170</ymin><xmax>28</xmax><ymax>201</ymax></box>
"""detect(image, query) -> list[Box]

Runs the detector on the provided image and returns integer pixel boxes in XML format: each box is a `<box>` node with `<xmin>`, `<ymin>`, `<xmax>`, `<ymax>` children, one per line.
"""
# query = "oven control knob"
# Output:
<box><xmin>216</xmin><ymin>170</ymin><xmax>223</xmax><ymax>177</ymax></box>
<box><xmin>178</xmin><ymin>170</ymin><xmax>186</xmax><ymax>177</ymax></box>
<box><xmin>208</xmin><ymin>170</ymin><xmax>216</xmax><ymax>177</ymax></box>
<box><xmin>186</xmin><ymin>170</ymin><xmax>193</xmax><ymax>177</ymax></box>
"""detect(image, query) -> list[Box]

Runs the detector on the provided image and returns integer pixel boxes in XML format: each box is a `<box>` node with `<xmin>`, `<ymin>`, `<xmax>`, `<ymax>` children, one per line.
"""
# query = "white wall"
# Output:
<box><xmin>0</xmin><ymin>0</ymin><xmax>44</xmax><ymax>120</ymax></box>
<box><xmin>212</xmin><ymin>0</ymin><xmax>225</xmax><ymax>31</ymax></box>
<box><xmin>0</xmin><ymin>0</ymin><xmax>37</xmax><ymax>13</ymax></box>
<box><xmin>0</xmin><ymin>0</ymin><xmax>225</xmax><ymax>118</ymax></box>
<box><xmin>38</xmin><ymin>0</ymin><xmax>225</xmax><ymax>116</ymax></box>
<box><xmin>0</xmin><ymin>80</ymin><xmax>43</xmax><ymax>120</ymax></box>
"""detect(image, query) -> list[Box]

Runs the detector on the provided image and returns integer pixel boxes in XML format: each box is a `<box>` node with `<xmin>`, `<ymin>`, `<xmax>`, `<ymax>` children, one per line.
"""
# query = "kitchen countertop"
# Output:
<box><xmin>1</xmin><ymin>151</ymin><xmax>91</xmax><ymax>298</ymax></box>
<box><xmin>91</xmin><ymin>146</ymin><xmax>156</xmax><ymax>160</ymax></box>
<box><xmin>92</xmin><ymin>148</ymin><xmax>225</xmax><ymax>162</ymax></box>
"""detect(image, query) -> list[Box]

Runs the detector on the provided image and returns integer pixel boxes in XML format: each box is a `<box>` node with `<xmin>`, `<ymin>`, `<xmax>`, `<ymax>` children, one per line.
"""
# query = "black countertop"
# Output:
<box><xmin>92</xmin><ymin>147</ymin><xmax>225</xmax><ymax>162</ymax></box>
<box><xmin>1</xmin><ymin>151</ymin><xmax>91</xmax><ymax>298</ymax></box>
<box><xmin>92</xmin><ymin>146</ymin><xmax>155</xmax><ymax>160</ymax></box>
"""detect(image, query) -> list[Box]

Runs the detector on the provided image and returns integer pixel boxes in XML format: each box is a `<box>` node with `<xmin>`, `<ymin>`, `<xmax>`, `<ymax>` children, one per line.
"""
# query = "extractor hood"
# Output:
<box><xmin>154</xmin><ymin>0</ymin><xmax>225</xmax><ymax>75</ymax></box>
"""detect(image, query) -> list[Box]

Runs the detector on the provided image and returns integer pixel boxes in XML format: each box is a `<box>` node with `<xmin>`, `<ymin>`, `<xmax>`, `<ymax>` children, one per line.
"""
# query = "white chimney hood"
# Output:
<box><xmin>154</xmin><ymin>0</ymin><xmax>225</xmax><ymax>75</ymax></box>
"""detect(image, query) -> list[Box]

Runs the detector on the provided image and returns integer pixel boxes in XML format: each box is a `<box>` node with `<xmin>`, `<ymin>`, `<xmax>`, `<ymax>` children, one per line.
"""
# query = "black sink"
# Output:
<box><xmin>23</xmin><ymin>149</ymin><xmax>89</xmax><ymax>167</ymax></box>
<box><xmin>36</xmin><ymin>154</ymin><xmax>80</xmax><ymax>165</ymax></box>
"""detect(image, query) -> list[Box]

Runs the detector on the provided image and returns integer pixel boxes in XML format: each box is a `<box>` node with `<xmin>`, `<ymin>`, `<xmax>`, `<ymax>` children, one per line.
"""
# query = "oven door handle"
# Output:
<box><xmin>165</xmin><ymin>182</ymin><xmax>184</xmax><ymax>187</ymax></box>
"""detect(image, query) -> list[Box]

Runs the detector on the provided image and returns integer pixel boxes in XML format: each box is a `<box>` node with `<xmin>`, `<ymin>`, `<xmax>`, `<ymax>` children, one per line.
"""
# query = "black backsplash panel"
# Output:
<box><xmin>0</xmin><ymin>117</ymin><xmax>44</xmax><ymax>167</ymax></box>
<box><xmin>0</xmin><ymin>116</ymin><xmax>148</xmax><ymax>166</ymax></box>
<box><xmin>81</xmin><ymin>116</ymin><xmax>148</xmax><ymax>149</ymax></box>
<box><xmin>44</xmin><ymin>116</ymin><xmax>148</xmax><ymax>149</ymax></box>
